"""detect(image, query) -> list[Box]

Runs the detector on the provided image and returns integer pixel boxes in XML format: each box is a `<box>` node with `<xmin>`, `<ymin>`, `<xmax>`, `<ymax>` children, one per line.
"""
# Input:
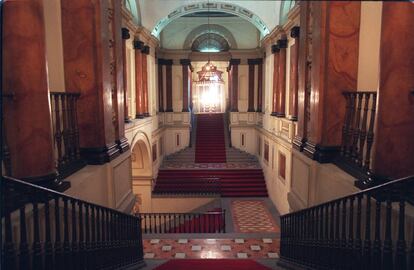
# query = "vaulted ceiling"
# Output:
<box><xmin>125</xmin><ymin>0</ymin><xmax>297</xmax><ymax>51</ymax></box>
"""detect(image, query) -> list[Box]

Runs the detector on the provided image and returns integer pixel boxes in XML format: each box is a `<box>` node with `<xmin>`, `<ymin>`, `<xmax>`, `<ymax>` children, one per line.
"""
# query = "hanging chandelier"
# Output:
<box><xmin>196</xmin><ymin>62</ymin><xmax>224</xmax><ymax>83</ymax></box>
<box><xmin>195</xmin><ymin>0</ymin><xmax>223</xmax><ymax>85</ymax></box>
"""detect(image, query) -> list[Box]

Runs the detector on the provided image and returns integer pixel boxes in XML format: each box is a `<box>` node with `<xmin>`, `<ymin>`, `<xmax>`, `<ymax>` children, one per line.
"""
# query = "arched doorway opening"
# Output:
<box><xmin>131</xmin><ymin>135</ymin><xmax>152</xmax><ymax>213</ymax></box>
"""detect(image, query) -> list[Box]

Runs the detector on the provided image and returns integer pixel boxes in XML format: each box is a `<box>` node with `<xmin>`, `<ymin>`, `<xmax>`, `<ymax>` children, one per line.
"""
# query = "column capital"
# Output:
<box><xmin>229</xmin><ymin>58</ymin><xmax>241</xmax><ymax>66</ymax></box>
<box><xmin>122</xmin><ymin>27</ymin><xmax>130</xmax><ymax>39</ymax></box>
<box><xmin>180</xmin><ymin>59</ymin><xmax>191</xmax><ymax>66</ymax></box>
<box><xmin>277</xmin><ymin>38</ymin><xmax>288</xmax><ymax>49</ymax></box>
<box><xmin>158</xmin><ymin>58</ymin><xmax>173</xmax><ymax>65</ymax></box>
<box><xmin>291</xmin><ymin>26</ymin><xmax>300</xmax><ymax>38</ymax></box>
<box><xmin>142</xmin><ymin>45</ymin><xmax>150</xmax><ymax>55</ymax></box>
<box><xmin>271</xmin><ymin>44</ymin><xmax>280</xmax><ymax>54</ymax></box>
<box><xmin>247</xmin><ymin>58</ymin><xmax>263</xmax><ymax>65</ymax></box>
<box><xmin>134</xmin><ymin>40</ymin><xmax>144</xmax><ymax>50</ymax></box>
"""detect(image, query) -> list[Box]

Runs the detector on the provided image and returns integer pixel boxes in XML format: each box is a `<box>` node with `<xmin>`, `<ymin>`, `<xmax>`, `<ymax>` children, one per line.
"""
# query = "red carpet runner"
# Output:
<box><xmin>155</xmin><ymin>259</ymin><xmax>272</xmax><ymax>270</ymax></box>
<box><xmin>195</xmin><ymin>114</ymin><xmax>226</xmax><ymax>163</ymax></box>
<box><xmin>154</xmin><ymin>169</ymin><xmax>268</xmax><ymax>197</ymax></box>
<box><xmin>168</xmin><ymin>208</ymin><xmax>224</xmax><ymax>233</ymax></box>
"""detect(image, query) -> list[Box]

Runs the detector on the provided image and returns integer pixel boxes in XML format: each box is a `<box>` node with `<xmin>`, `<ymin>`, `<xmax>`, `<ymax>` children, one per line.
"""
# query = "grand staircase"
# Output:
<box><xmin>155</xmin><ymin>113</ymin><xmax>268</xmax><ymax>197</ymax></box>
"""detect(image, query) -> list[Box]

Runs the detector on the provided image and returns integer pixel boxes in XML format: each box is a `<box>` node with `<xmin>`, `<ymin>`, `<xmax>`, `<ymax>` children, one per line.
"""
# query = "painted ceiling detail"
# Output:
<box><xmin>183</xmin><ymin>24</ymin><xmax>237</xmax><ymax>50</ymax></box>
<box><xmin>151</xmin><ymin>2</ymin><xmax>270</xmax><ymax>39</ymax></box>
<box><xmin>191</xmin><ymin>33</ymin><xmax>230</xmax><ymax>52</ymax></box>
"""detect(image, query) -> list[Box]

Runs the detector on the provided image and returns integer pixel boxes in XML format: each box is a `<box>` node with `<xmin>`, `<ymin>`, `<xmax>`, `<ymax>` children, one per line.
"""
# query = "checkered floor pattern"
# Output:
<box><xmin>143</xmin><ymin>238</ymin><xmax>279</xmax><ymax>259</ymax></box>
<box><xmin>231</xmin><ymin>200</ymin><xmax>279</xmax><ymax>233</ymax></box>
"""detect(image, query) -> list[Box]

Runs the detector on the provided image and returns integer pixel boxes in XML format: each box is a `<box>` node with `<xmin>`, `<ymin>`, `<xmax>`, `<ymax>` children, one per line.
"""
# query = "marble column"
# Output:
<box><xmin>158</xmin><ymin>60</ymin><xmax>164</xmax><ymax>112</ymax></box>
<box><xmin>288</xmin><ymin>26</ymin><xmax>300</xmax><ymax>121</ymax></box>
<box><xmin>257</xmin><ymin>59</ymin><xmax>263</xmax><ymax>113</ymax></box>
<box><xmin>180</xmin><ymin>59</ymin><xmax>191</xmax><ymax>112</ymax></box>
<box><xmin>302</xmin><ymin>1</ymin><xmax>361</xmax><ymax>162</ymax></box>
<box><xmin>165</xmin><ymin>60</ymin><xmax>173</xmax><ymax>112</ymax></box>
<box><xmin>227</xmin><ymin>65</ymin><xmax>232</xmax><ymax>111</ymax></box>
<box><xmin>293</xmin><ymin>1</ymin><xmax>310</xmax><ymax>151</ymax></box>
<box><xmin>61</xmin><ymin>0</ymin><xmax>122</xmax><ymax>164</ymax></box>
<box><xmin>276</xmin><ymin>38</ymin><xmax>287</xmax><ymax>117</ymax></box>
<box><xmin>230</xmin><ymin>59</ymin><xmax>240</xmax><ymax>112</ymax></box>
<box><xmin>122</xmin><ymin>27</ymin><xmax>131</xmax><ymax>122</ymax></box>
<box><xmin>271</xmin><ymin>45</ymin><xmax>280</xmax><ymax>116</ymax></box>
<box><xmin>142</xmin><ymin>45</ymin><xmax>150</xmax><ymax>117</ymax></box>
<box><xmin>111</xmin><ymin>1</ymin><xmax>128</xmax><ymax>153</ymax></box>
<box><xmin>372</xmin><ymin>2</ymin><xmax>414</xmax><ymax>178</ymax></box>
<box><xmin>134</xmin><ymin>40</ymin><xmax>144</xmax><ymax>118</ymax></box>
<box><xmin>3</xmin><ymin>0</ymin><xmax>69</xmax><ymax>190</ymax></box>
<box><xmin>247</xmin><ymin>60</ymin><xmax>255</xmax><ymax>112</ymax></box>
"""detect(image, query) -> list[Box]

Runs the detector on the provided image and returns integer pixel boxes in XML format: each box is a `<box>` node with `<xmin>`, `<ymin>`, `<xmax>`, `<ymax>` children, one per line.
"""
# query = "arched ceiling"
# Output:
<box><xmin>161</xmin><ymin>16</ymin><xmax>259</xmax><ymax>50</ymax></box>
<box><xmin>138</xmin><ymin>0</ymin><xmax>282</xmax><ymax>39</ymax></box>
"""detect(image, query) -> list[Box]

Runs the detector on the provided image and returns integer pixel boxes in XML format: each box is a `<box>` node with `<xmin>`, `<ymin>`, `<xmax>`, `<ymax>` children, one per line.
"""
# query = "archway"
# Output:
<box><xmin>151</xmin><ymin>2</ymin><xmax>270</xmax><ymax>38</ymax></box>
<box><xmin>183</xmin><ymin>24</ymin><xmax>237</xmax><ymax>50</ymax></box>
<box><xmin>130</xmin><ymin>135</ymin><xmax>153</xmax><ymax>213</ymax></box>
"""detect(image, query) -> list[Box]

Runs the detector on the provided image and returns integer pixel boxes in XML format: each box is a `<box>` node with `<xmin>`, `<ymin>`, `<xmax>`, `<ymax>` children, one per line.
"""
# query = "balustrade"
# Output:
<box><xmin>279</xmin><ymin>175</ymin><xmax>414</xmax><ymax>270</ymax></box>
<box><xmin>50</xmin><ymin>92</ymin><xmax>85</xmax><ymax>178</ymax></box>
<box><xmin>335</xmin><ymin>91</ymin><xmax>377</xmax><ymax>181</ymax></box>
<box><xmin>1</xmin><ymin>176</ymin><xmax>144</xmax><ymax>270</ymax></box>
<box><xmin>136</xmin><ymin>210</ymin><xmax>226</xmax><ymax>234</ymax></box>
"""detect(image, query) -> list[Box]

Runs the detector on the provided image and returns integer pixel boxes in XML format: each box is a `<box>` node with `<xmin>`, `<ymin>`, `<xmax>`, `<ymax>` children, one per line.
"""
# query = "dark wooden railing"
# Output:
<box><xmin>153</xmin><ymin>177</ymin><xmax>221</xmax><ymax>195</ymax></box>
<box><xmin>1</xmin><ymin>176</ymin><xmax>144</xmax><ymax>270</ymax></box>
<box><xmin>136</xmin><ymin>210</ymin><xmax>226</xmax><ymax>234</ymax></box>
<box><xmin>336</xmin><ymin>91</ymin><xmax>377</xmax><ymax>180</ymax></box>
<box><xmin>279</xmin><ymin>175</ymin><xmax>414</xmax><ymax>270</ymax></box>
<box><xmin>50</xmin><ymin>92</ymin><xmax>85</xmax><ymax>178</ymax></box>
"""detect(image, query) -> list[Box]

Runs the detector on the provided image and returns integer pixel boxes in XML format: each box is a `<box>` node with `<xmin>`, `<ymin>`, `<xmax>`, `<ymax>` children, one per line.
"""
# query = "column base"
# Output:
<box><xmin>230</xmin><ymin>109</ymin><xmax>239</xmax><ymax>112</ymax></box>
<box><xmin>293</xmin><ymin>136</ymin><xmax>306</xmax><ymax>151</ymax></box>
<box><xmin>288</xmin><ymin>115</ymin><xmax>298</xmax><ymax>121</ymax></box>
<box><xmin>136</xmin><ymin>114</ymin><xmax>145</xmax><ymax>119</ymax></box>
<box><xmin>256</xmin><ymin>109</ymin><xmax>262</xmax><ymax>113</ymax></box>
<box><xmin>80</xmin><ymin>143</ymin><xmax>121</xmax><ymax>165</ymax></box>
<box><xmin>158</xmin><ymin>109</ymin><xmax>164</xmax><ymax>112</ymax></box>
<box><xmin>143</xmin><ymin>112</ymin><xmax>150</xmax><ymax>117</ymax></box>
<box><xmin>270</xmin><ymin>112</ymin><xmax>278</xmax><ymax>116</ymax></box>
<box><xmin>117</xmin><ymin>137</ymin><xmax>130</xmax><ymax>153</ymax></box>
<box><xmin>303</xmin><ymin>142</ymin><xmax>340</xmax><ymax>163</ymax></box>
<box><xmin>165</xmin><ymin>109</ymin><xmax>173</xmax><ymax>112</ymax></box>
<box><xmin>124</xmin><ymin>117</ymin><xmax>132</xmax><ymax>123</ymax></box>
<box><xmin>182</xmin><ymin>108</ymin><xmax>190</xmax><ymax>112</ymax></box>
<box><xmin>247</xmin><ymin>108</ymin><xmax>255</xmax><ymax>112</ymax></box>
<box><xmin>275</xmin><ymin>112</ymin><xmax>286</xmax><ymax>118</ymax></box>
<box><xmin>23</xmin><ymin>172</ymin><xmax>71</xmax><ymax>192</ymax></box>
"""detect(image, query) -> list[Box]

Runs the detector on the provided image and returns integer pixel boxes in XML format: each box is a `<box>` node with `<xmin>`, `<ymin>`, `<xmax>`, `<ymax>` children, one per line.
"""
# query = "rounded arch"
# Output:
<box><xmin>130</xmin><ymin>131</ymin><xmax>152</xmax><ymax>178</ymax></box>
<box><xmin>183</xmin><ymin>24</ymin><xmax>237</xmax><ymax>50</ymax></box>
<box><xmin>151</xmin><ymin>2</ymin><xmax>270</xmax><ymax>38</ymax></box>
<box><xmin>279</xmin><ymin>0</ymin><xmax>297</xmax><ymax>25</ymax></box>
<box><xmin>124</xmin><ymin>0</ymin><xmax>141</xmax><ymax>25</ymax></box>
<box><xmin>191</xmin><ymin>33</ymin><xmax>230</xmax><ymax>52</ymax></box>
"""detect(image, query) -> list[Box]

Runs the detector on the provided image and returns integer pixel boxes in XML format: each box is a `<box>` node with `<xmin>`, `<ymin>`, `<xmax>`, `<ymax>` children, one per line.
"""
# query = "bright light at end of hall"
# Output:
<box><xmin>200</xmin><ymin>48</ymin><xmax>220</xmax><ymax>53</ymax></box>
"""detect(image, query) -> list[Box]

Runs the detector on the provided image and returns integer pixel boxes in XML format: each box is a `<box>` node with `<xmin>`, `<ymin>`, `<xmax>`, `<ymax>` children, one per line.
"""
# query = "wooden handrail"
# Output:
<box><xmin>279</xmin><ymin>175</ymin><xmax>414</xmax><ymax>270</ymax></box>
<box><xmin>2</xmin><ymin>176</ymin><xmax>144</xmax><ymax>269</ymax></box>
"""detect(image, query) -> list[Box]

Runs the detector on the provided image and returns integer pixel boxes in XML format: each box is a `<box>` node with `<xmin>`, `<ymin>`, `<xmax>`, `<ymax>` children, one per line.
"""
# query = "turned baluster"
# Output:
<box><xmin>324</xmin><ymin>205</ymin><xmax>329</xmax><ymax>269</ymax></box>
<box><xmin>357</xmin><ymin>94</ymin><xmax>370</xmax><ymax>166</ymax></box>
<box><xmin>364</xmin><ymin>93</ymin><xmax>377</xmax><ymax>170</ymax></box>
<box><xmin>363</xmin><ymin>195</ymin><xmax>372</xmax><ymax>269</ymax></box>
<box><xmin>71</xmin><ymin>200</ymin><xmax>79</xmax><ymax>269</ymax></box>
<box><xmin>84</xmin><ymin>204</ymin><xmax>90</xmax><ymax>268</ymax></box>
<box><xmin>54</xmin><ymin>94</ymin><xmax>64</xmax><ymax>168</ymax></box>
<box><xmin>348</xmin><ymin>197</ymin><xmax>355</xmax><ymax>268</ymax></box>
<box><xmin>382</xmin><ymin>199</ymin><xmax>393</xmax><ymax>269</ymax></box>
<box><xmin>341</xmin><ymin>199</ymin><xmax>348</xmax><ymax>267</ymax></box>
<box><xmin>19</xmin><ymin>205</ymin><xmax>30</xmax><ymax>270</ymax></box>
<box><xmin>395</xmin><ymin>200</ymin><xmax>407</xmax><ymax>270</ymax></box>
<box><xmin>61</xmin><ymin>95</ymin><xmax>70</xmax><ymax>163</ymax></box>
<box><xmin>335</xmin><ymin>201</ymin><xmax>341</xmax><ymax>269</ymax></box>
<box><xmin>409</xmin><ymin>224</ymin><xmax>414</xmax><ymax>270</ymax></box>
<box><xmin>54</xmin><ymin>197</ymin><xmax>63</xmax><ymax>268</ymax></box>
<box><xmin>345</xmin><ymin>94</ymin><xmax>356</xmax><ymax>157</ymax></box>
<box><xmin>3</xmin><ymin>195</ymin><xmax>16</xmax><ymax>270</ymax></box>
<box><xmin>351</xmin><ymin>93</ymin><xmax>363</xmax><ymax>159</ymax></box>
<box><xmin>341</xmin><ymin>93</ymin><xmax>352</xmax><ymax>155</ymax></box>
<box><xmin>73</xmin><ymin>95</ymin><xmax>81</xmax><ymax>159</ymax></box>
<box><xmin>44</xmin><ymin>199</ymin><xmax>53</xmax><ymax>270</ymax></box>
<box><xmin>355</xmin><ymin>195</ymin><xmax>362</xmax><ymax>268</ymax></box>
<box><xmin>63</xmin><ymin>198</ymin><xmax>71</xmax><ymax>269</ymax></box>
<box><xmin>78</xmin><ymin>202</ymin><xmax>85</xmax><ymax>269</ymax></box>
<box><xmin>329</xmin><ymin>203</ymin><xmax>335</xmax><ymax>268</ymax></box>
<box><xmin>372</xmin><ymin>200</ymin><xmax>382</xmax><ymax>270</ymax></box>
<box><xmin>68</xmin><ymin>95</ymin><xmax>76</xmax><ymax>160</ymax></box>
<box><xmin>90</xmin><ymin>206</ymin><xmax>96</xmax><ymax>269</ymax></box>
<box><xmin>32</xmin><ymin>201</ymin><xmax>43</xmax><ymax>269</ymax></box>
